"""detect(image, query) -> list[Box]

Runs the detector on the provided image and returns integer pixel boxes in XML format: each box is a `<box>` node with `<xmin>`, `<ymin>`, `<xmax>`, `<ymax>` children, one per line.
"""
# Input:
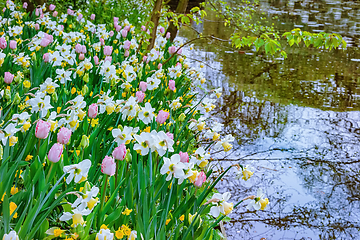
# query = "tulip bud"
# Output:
<box><xmin>178</xmin><ymin>113</ymin><xmax>186</xmax><ymax>122</ymax></box>
<box><xmin>48</xmin><ymin>143</ymin><xmax>63</xmax><ymax>163</ymax></box>
<box><xmin>51</xmin><ymin>92</ymin><xmax>58</xmax><ymax>102</ymax></box>
<box><xmin>82</xmin><ymin>85</ymin><xmax>89</xmax><ymax>95</ymax></box>
<box><xmin>125</xmin><ymin>149</ymin><xmax>132</xmax><ymax>163</ymax></box>
<box><xmin>101</xmin><ymin>156</ymin><xmax>116</xmax><ymax>176</ymax></box>
<box><xmin>88</xmin><ymin>103</ymin><xmax>98</xmax><ymax>118</ymax></box>
<box><xmin>112</xmin><ymin>144</ymin><xmax>127</xmax><ymax>160</ymax></box>
<box><xmin>57</xmin><ymin>127</ymin><xmax>72</xmax><ymax>144</ymax></box>
<box><xmin>0</xmin><ymin>144</ymin><xmax>3</xmax><ymax>160</ymax></box>
<box><xmin>13</xmin><ymin>92</ymin><xmax>20</xmax><ymax>105</ymax></box>
<box><xmin>35</xmin><ymin>120</ymin><xmax>51</xmax><ymax>139</ymax></box>
<box><xmin>4</xmin><ymin>88</ymin><xmax>10</xmax><ymax>100</ymax></box>
<box><xmin>83</xmin><ymin>73</ymin><xmax>89</xmax><ymax>83</ymax></box>
<box><xmin>156</xmin><ymin>110</ymin><xmax>169</xmax><ymax>124</ymax></box>
<box><xmin>80</xmin><ymin>135</ymin><xmax>89</xmax><ymax>149</ymax></box>
<box><xmin>4</xmin><ymin>72</ymin><xmax>14</xmax><ymax>84</ymax></box>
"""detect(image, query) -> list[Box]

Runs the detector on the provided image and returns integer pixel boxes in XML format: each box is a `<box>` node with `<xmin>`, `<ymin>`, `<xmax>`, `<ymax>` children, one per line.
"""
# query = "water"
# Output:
<box><xmin>179</xmin><ymin>0</ymin><xmax>360</xmax><ymax>239</ymax></box>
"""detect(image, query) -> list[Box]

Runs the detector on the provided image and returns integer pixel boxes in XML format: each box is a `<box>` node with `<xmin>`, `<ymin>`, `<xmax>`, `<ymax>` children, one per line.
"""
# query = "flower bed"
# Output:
<box><xmin>0</xmin><ymin>1</ymin><xmax>268</xmax><ymax>239</ymax></box>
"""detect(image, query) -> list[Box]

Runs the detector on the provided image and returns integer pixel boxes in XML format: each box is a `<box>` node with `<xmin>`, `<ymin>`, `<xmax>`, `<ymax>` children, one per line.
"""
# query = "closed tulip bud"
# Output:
<box><xmin>136</xmin><ymin>91</ymin><xmax>145</xmax><ymax>103</ymax></box>
<box><xmin>57</xmin><ymin>127</ymin><xmax>71</xmax><ymax>144</ymax></box>
<box><xmin>79</xmin><ymin>53</ymin><xmax>85</xmax><ymax>60</ymax></box>
<box><xmin>4</xmin><ymin>88</ymin><xmax>10</xmax><ymax>100</ymax></box>
<box><xmin>179</xmin><ymin>151</ymin><xmax>189</xmax><ymax>163</ymax></box>
<box><xmin>51</xmin><ymin>92</ymin><xmax>58</xmax><ymax>102</ymax></box>
<box><xmin>159</xmin><ymin>27</ymin><xmax>165</xmax><ymax>34</ymax></box>
<box><xmin>101</xmin><ymin>156</ymin><xmax>116</xmax><ymax>176</ymax></box>
<box><xmin>104</xmin><ymin>46</ymin><xmax>113</xmax><ymax>56</ymax></box>
<box><xmin>178</xmin><ymin>113</ymin><xmax>186</xmax><ymax>122</ymax></box>
<box><xmin>139</xmin><ymin>81</ymin><xmax>147</xmax><ymax>92</ymax></box>
<box><xmin>124</xmin><ymin>50</ymin><xmax>129</xmax><ymax>57</ymax></box>
<box><xmin>48</xmin><ymin>143</ymin><xmax>63</xmax><ymax>163</ymax></box>
<box><xmin>13</xmin><ymin>93</ymin><xmax>20</xmax><ymax>105</ymax></box>
<box><xmin>112</xmin><ymin>144</ymin><xmax>127</xmax><ymax>160</ymax></box>
<box><xmin>121</xmin><ymin>29</ymin><xmax>128</xmax><ymax>38</ymax></box>
<box><xmin>43</xmin><ymin>53</ymin><xmax>49</xmax><ymax>62</ymax></box>
<box><xmin>166</xmin><ymin>32</ymin><xmax>171</xmax><ymax>39</ymax></box>
<box><xmin>9</xmin><ymin>40</ymin><xmax>16</xmax><ymax>50</ymax></box>
<box><xmin>169</xmin><ymin>80</ymin><xmax>176</xmax><ymax>91</ymax></box>
<box><xmin>49</xmin><ymin>4</ymin><xmax>56</xmax><ymax>11</ymax></box>
<box><xmin>156</xmin><ymin>110</ymin><xmax>169</xmax><ymax>124</ymax></box>
<box><xmin>0</xmin><ymin>37</ymin><xmax>7</xmax><ymax>49</ymax></box>
<box><xmin>0</xmin><ymin>144</ymin><xmax>3</xmax><ymax>160</ymax></box>
<box><xmin>90</xmin><ymin>14</ymin><xmax>95</xmax><ymax>20</ymax></box>
<box><xmin>35</xmin><ymin>120</ymin><xmax>51</xmax><ymax>139</ymax></box>
<box><xmin>194</xmin><ymin>171</ymin><xmax>206</xmax><ymax>187</ymax></box>
<box><xmin>80</xmin><ymin>135</ymin><xmax>89</xmax><ymax>149</ymax></box>
<box><xmin>82</xmin><ymin>85</ymin><xmax>89</xmax><ymax>95</ymax></box>
<box><xmin>125</xmin><ymin>149</ymin><xmax>132</xmax><ymax>163</ymax></box>
<box><xmin>52</xmin><ymin>11</ymin><xmax>58</xmax><ymax>17</ymax></box>
<box><xmin>4</xmin><ymin>72</ymin><xmax>14</xmax><ymax>84</ymax></box>
<box><xmin>105</xmin><ymin>56</ymin><xmax>112</xmax><ymax>62</ymax></box>
<box><xmin>88</xmin><ymin>103</ymin><xmax>98</xmax><ymax>118</ymax></box>
<box><xmin>93</xmin><ymin>56</ymin><xmax>99</xmax><ymax>65</ymax></box>
<box><xmin>168</xmin><ymin>46</ymin><xmax>176</xmax><ymax>54</ymax></box>
<box><xmin>123</xmin><ymin>40</ymin><xmax>131</xmax><ymax>50</ymax></box>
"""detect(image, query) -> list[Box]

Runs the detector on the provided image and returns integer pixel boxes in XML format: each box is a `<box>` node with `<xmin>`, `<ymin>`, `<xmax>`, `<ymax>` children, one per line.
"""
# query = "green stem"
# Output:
<box><xmin>115</xmin><ymin>161</ymin><xmax>119</xmax><ymax>190</ymax></box>
<box><xmin>45</xmin><ymin>162</ymin><xmax>54</xmax><ymax>183</ymax></box>
<box><xmin>36</xmin><ymin>139</ymin><xmax>40</xmax><ymax>157</ymax></box>
<box><xmin>99</xmin><ymin>175</ymin><xmax>108</xmax><ymax>226</ymax></box>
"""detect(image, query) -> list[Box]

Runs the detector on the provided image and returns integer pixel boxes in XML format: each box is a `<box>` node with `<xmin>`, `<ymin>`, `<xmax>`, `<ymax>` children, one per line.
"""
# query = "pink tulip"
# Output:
<box><xmin>49</xmin><ymin>4</ymin><xmax>55</xmax><ymax>11</ymax></box>
<box><xmin>78</xmin><ymin>13</ymin><xmax>83</xmax><ymax>21</ymax></box>
<box><xmin>121</xmin><ymin>29</ymin><xmax>128</xmax><ymax>38</ymax></box>
<box><xmin>158</xmin><ymin>63</ymin><xmax>162</xmax><ymax>69</ymax></box>
<box><xmin>4</xmin><ymin>72</ymin><xmax>14</xmax><ymax>84</ymax></box>
<box><xmin>123</xmin><ymin>40</ymin><xmax>131</xmax><ymax>50</ymax></box>
<box><xmin>177</xmin><ymin>48</ymin><xmax>183</xmax><ymax>54</ymax></box>
<box><xmin>81</xmin><ymin>45</ymin><xmax>86</xmax><ymax>54</ymax></box>
<box><xmin>166</xmin><ymin>32</ymin><xmax>170</xmax><ymax>39</ymax></box>
<box><xmin>43</xmin><ymin>53</ymin><xmax>49</xmax><ymax>62</ymax></box>
<box><xmin>57</xmin><ymin>127</ymin><xmax>71</xmax><ymax>144</ymax></box>
<box><xmin>142</xmin><ymin>56</ymin><xmax>147</xmax><ymax>62</ymax></box>
<box><xmin>166</xmin><ymin>132</ymin><xmax>174</xmax><ymax>140</ymax></box>
<box><xmin>101</xmin><ymin>156</ymin><xmax>116</xmax><ymax>176</ymax></box>
<box><xmin>35</xmin><ymin>8</ymin><xmax>39</xmax><ymax>16</ymax></box>
<box><xmin>45</xmin><ymin>33</ymin><xmax>53</xmax><ymax>42</ymax></box>
<box><xmin>112</xmin><ymin>144</ymin><xmax>126</xmax><ymax>160</ymax></box>
<box><xmin>169</xmin><ymin>80</ymin><xmax>176</xmax><ymax>91</ymax></box>
<box><xmin>109</xmin><ymin>31</ymin><xmax>114</xmax><ymax>37</ymax></box>
<box><xmin>124</xmin><ymin>50</ymin><xmax>129</xmax><ymax>57</ymax></box>
<box><xmin>168</xmin><ymin>46</ymin><xmax>176</xmax><ymax>54</ymax></box>
<box><xmin>104</xmin><ymin>46</ymin><xmax>113</xmax><ymax>56</ymax></box>
<box><xmin>35</xmin><ymin>23</ymin><xmax>40</xmax><ymax>30</ymax></box>
<box><xmin>0</xmin><ymin>37</ymin><xmax>7</xmax><ymax>49</ymax></box>
<box><xmin>94</xmin><ymin>56</ymin><xmax>99</xmax><ymax>65</ymax></box>
<box><xmin>100</xmin><ymin>38</ymin><xmax>105</xmax><ymax>46</ymax></box>
<box><xmin>2</xmin><ymin>8</ymin><xmax>5</xmax><ymax>13</ymax></box>
<box><xmin>40</xmin><ymin>38</ymin><xmax>51</xmax><ymax>47</ymax></box>
<box><xmin>90</xmin><ymin>14</ymin><xmax>95</xmax><ymax>20</ymax></box>
<box><xmin>176</xmin><ymin>62</ymin><xmax>182</xmax><ymax>67</ymax></box>
<box><xmin>156</xmin><ymin>110</ymin><xmax>169</xmax><ymax>124</ymax></box>
<box><xmin>124</xmin><ymin>25</ymin><xmax>131</xmax><ymax>31</ymax></box>
<box><xmin>139</xmin><ymin>81</ymin><xmax>147</xmax><ymax>92</ymax></box>
<box><xmin>79</xmin><ymin>53</ymin><xmax>85</xmax><ymax>60</ymax></box>
<box><xmin>75</xmin><ymin>44</ymin><xmax>82</xmax><ymax>53</ymax></box>
<box><xmin>52</xmin><ymin>11</ymin><xmax>58</xmax><ymax>17</ymax></box>
<box><xmin>159</xmin><ymin>27</ymin><xmax>165</xmax><ymax>34</ymax></box>
<box><xmin>115</xmin><ymin>25</ymin><xmax>121</xmax><ymax>32</ymax></box>
<box><xmin>136</xmin><ymin>91</ymin><xmax>145</xmax><ymax>103</ymax></box>
<box><xmin>141</xmin><ymin>25</ymin><xmax>146</xmax><ymax>31</ymax></box>
<box><xmin>23</xmin><ymin>2</ymin><xmax>28</xmax><ymax>8</ymax></box>
<box><xmin>67</xmin><ymin>9</ymin><xmax>74</xmax><ymax>16</ymax></box>
<box><xmin>35</xmin><ymin>120</ymin><xmax>51</xmax><ymax>139</ymax></box>
<box><xmin>179</xmin><ymin>151</ymin><xmax>189</xmax><ymax>163</ymax></box>
<box><xmin>113</xmin><ymin>17</ymin><xmax>119</xmax><ymax>23</ymax></box>
<box><xmin>105</xmin><ymin>56</ymin><xmax>112</xmax><ymax>62</ymax></box>
<box><xmin>9</xmin><ymin>40</ymin><xmax>16</xmax><ymax>50</ymax></box>
<box><xmin>194</xmin><ymin>171</ymin><xmax>206</xmax><ymax>187</ymax></box>
<box><xmin>48</xmin><ymin>143</ymin><xmax>63</xmax><ymax>163</ymax></box>
<box><xmin>88</xmin><ymin>103</ymin><xmax>98</xmax><ymax>118</ymax></box>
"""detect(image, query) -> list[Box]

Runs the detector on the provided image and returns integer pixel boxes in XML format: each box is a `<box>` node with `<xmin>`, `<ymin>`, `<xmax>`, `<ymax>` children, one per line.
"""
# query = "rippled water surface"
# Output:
<box><xmin>180</xmin><ymin>0</ymin><xmax>360</xmax><ymax>239</ymax></box>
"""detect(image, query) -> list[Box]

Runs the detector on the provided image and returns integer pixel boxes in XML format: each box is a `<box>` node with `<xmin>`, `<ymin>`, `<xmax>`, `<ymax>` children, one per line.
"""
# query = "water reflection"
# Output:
<box><xmin>179</xmin><ymin>0</ymin><xmax>360</xmax><ymax>238</ymax></box>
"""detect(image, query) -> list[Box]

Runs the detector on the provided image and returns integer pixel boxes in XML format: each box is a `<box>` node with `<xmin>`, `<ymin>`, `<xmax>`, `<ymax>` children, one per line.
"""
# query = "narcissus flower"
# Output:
<box><xmin>96</xmin><ymin>229</ymin><xmax>114</xmax><ymax>240</ymax></box>
<box><xmin>2</xmin><ymin>230</ymin><xmax>19</xmax><ymax>240</ymax></box>
<box><xmin>63</xmin><ymin>159</ymin><xmax>91</xmax><ymax>184</ymax></box>
<box><xmin>45</xmin><ymin>227</ymin><xmax>65</xmax><ymax>237</ymax></box>
<box><xmin>209</xmin><ymin>192</ymin><xmax>233</xmax><ymax>218</ymax></box>
<box><xmin>246</xmin><ymin>188</ymin><xmax>270</xmax><ymax>211</ymax></box>
<box><xmin>160</xmin><ymin>154</ymin><xmax>187</xmax><ymax>184</ymax></box>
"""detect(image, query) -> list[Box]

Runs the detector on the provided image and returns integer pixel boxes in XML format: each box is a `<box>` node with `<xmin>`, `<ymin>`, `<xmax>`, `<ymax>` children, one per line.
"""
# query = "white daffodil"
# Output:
<box><xmin>39</xmin><ymin>78</ymin><xmax>60</xmax><ymax>95</ymax></box>
<box><xmin>134</xmin><ymin>132</ymin><xmax>152</xmax><ymax>156</ymax></box>
<box><xmin>120</xmin><ymin>96</ymin><xmax>138</xmax><ymax>121</ymax></box>
<box><xmin>235</xmin><ymin>165</ymin><xmax>254</xmax><ymax>181</ymax></box>
<box><xmin>2</xmin><ymin>230</ymin><xmax>19</xmax><ymax>240</ymax></box>
<box><xmin>49</xmin><ymin>51</ymin><xmax>63</xmax><ymax>66</ymax></box>
<box><xmin>138</xmin><ymin>102</ymin><xmax>155</xmax><ymax>124</ymax></box>
<box><xmin>209</xmin><ymin>192</ymin><xmax>233</xmax><ymax>218</ymax></box>
<box><xmin>153</xmin><ymin>130</ymin><xmax>174</xmax><ymax>156</ymax></box>
<box><xmin>213</xmin><ymin>134</ymin><xmax>235</xmax><ymax>152</ymax></box>
<box><xmin>59</xmin><ymin>208</ymin><xmax>90</xmax><ymax>228</ymax></box>
<box><xmin>212</xmin><ymin>121</ymin><xmax>224</xmax><ymax>132</ymax></box>
<box><xmin>160</xmin><ymin>154</ymin><xmax>187</xmax><ymax>183</ymax></box>
<box><xmin>147</xmin><ymin>48</ymin><xmax>159</xmax><ymax>62</ymax></box>
<box><xmin>28</xmin><ymin>92</ymin><xmax>53</xmax><ymax>118</ymax></box>
<box><xmin>146</xmin><ymin>76</ymin><xmax>161</xmax><ymax>90</ymax></box>
<box><xmin>72</xmin><ymin>186</ymin><xmax>99</xmax><ymax>211</ymax></box>
<box><xmin>128</xmin><ymin>231</ymin><xmax>137</xmax><ymax>240</ymax></box>
<box><xmin>112</xmin><ymin>126</ymin><xmax>136</xmax><ymax>145</ymax></box>
<box><xmin>190</xmin><ymin>147</ymin><xmax>210</xmax><ymax>168</ymax></box>
<box><xmin>96</xmin><ymin>229</ymin><xmax>114</xmax><ymax>240</ymax></box>
<box><xmin>0</xmin><ymin>123</ymin><xmax>20</xmax><ymax>145</ymax></box>
<box><xmin>246</xmin><ymin>188</ymin><xmax>270</xmax><ymax>211</ymax></box>
<box><xmin>63</xmin><ymin>159</ymin><xmax>91</xmax><ymax>184</ymax></box>
<box><xmin>56</xmin><ymin>68</ymin><xmax>72</xmax><ymax>84</ymax></box>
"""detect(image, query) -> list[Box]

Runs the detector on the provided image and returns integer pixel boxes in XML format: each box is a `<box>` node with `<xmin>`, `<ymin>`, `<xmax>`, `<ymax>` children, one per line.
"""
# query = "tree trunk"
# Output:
<box><xmin>166</xmin><ymin>0</ymin><xmax>189</xmax><ymax>42</ymax></box>
<box><xmin>22</xmin><ymin>0</ymin><xmax>48</xmax><ymax>13</ymax></box>
<box><xmin>147</xmin><ymin>0</ymin><xmax>163</xmax><ymax>50</ymax></box>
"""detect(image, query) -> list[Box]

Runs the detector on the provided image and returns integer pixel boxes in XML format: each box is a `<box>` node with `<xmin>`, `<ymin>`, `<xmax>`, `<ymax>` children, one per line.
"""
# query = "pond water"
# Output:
<box><xmin>179</xmin><ymin>0</ymin><xmax>360</xmax><ymax>239</ymax></box>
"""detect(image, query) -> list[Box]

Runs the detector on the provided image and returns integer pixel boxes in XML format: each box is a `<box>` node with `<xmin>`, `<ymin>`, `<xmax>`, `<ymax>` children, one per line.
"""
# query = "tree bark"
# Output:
<box><xmin>166</xmin><ymin>0</ymin><xmax>189</xmax><ymax>42</ymax></box>
<box><xmin>22</xmin><ymin>0</ymin><xmax>48</xmax><ymax>13</ymax></box>
<box><xmin>147</xmin><ymin>0</ymin><xmax>163</xmax><ymax>50</ymax></box>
